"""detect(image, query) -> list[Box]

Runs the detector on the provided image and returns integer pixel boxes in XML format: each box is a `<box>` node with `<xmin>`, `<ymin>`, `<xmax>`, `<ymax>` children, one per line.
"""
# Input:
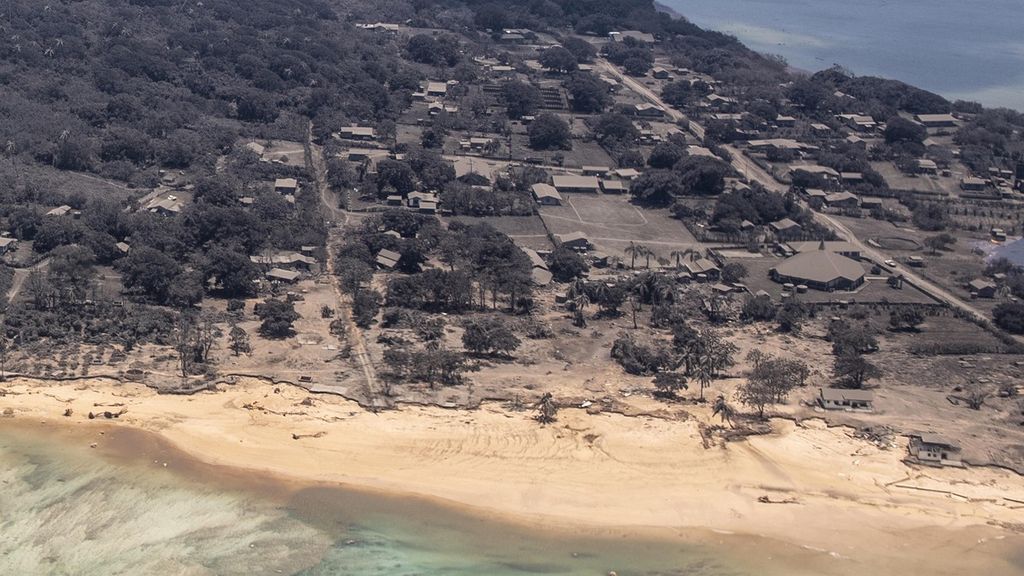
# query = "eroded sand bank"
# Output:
<box><xmin>2</xmin><ymin>376</ymin><xmax>1023</xmax><ymax>575</ymax></box>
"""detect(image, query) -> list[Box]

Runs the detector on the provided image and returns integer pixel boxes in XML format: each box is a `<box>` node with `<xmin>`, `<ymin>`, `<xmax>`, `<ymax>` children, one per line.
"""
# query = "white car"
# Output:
<box><xmin>884</xmin><ymin>259</ymin><xmax>897</xmax><ymax>267</ymax></box>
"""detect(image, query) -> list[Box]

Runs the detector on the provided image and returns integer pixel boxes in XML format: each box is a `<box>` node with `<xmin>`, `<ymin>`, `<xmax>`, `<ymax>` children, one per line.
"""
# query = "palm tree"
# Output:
<box><xmin>625</xmin><ymin>242</ymin><xmax>640</xmax><ymax>269</ymax></box>
<box><xmin>571</xmin><ymin>292</ymin><xmax>590</xmax><ymax>328</ymax></box>
<box><xmin>628</xmin><ymin>294</ymin><xmax>641</xmax><ymax>329</ymax></box>
<box><xmin>712</xmin><ymin>394</ymin><xmax>734</xmax><ymax>427</ymax></box>
<box><xmin>633</xmin><ymin>281</ymin><xmax>650</xmax><ymax>311</ymax></box>
<box><xmin>695</xmin><ymin>356</ymin><xmax>713</xmax><ymax>402</ymax></box>
<box><xmin>670</xmin><ymin>248</ymin><xmax>698</xmax><ymax>269</ymax></box>
<box><xmin>651</xmin><ymin>276</ymin><xmax>674</xmax><ymax>306</ymax></box>
<box><xmin>641</xmin><ymin>246</ymin><xmax>655</xmax><ymax>269</ymax></box>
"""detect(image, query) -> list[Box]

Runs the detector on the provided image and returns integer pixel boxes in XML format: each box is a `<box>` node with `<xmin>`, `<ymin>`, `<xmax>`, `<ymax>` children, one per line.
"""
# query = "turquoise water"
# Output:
<box><xmin>0</xmin><ymin>424</ymin><xmax>804</xmax><ymax>576</ymax></box>
<box><xmin>664</xmin><ymin>0</ymin><xmax>1024</xmax><ymax>110</ymax></box>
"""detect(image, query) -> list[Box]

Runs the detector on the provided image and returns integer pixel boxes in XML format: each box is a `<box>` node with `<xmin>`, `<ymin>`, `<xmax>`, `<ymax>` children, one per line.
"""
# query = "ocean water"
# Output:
<box><xmin>0</xmin><ymin>424</ymin><xmax>811</xmax><ymax>576</ymax></box>
<box><xmin>663</xmin><ymin>0</ymin><xmax>1024</xmax><ymax>110</ymax></box>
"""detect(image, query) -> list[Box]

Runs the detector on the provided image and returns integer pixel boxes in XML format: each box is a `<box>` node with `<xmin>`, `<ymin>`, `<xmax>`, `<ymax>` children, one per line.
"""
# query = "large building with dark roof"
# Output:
<box><xmin>771</xmin><ymin>243</ymin><xmax>865</xmax><ymax>291</ymax></box>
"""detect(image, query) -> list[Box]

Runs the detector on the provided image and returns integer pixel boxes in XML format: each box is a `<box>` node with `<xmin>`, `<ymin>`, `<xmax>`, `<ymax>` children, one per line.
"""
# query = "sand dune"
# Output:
<box><xmin>2</xmin><ymin>376</ymin><xmax>1023</xmax><ymax>575</ymax></box>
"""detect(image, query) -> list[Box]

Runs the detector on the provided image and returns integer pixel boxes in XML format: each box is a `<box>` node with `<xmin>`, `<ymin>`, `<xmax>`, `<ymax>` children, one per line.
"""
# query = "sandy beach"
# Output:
<box><xmin>2</xmin><ymin>375</ymin><xmax>1023</xmax><ymax>575</ymax></box>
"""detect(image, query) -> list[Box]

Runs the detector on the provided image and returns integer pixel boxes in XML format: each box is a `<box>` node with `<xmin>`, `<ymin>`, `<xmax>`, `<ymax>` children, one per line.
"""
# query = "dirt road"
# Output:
<box><xmin>305</xmin><ymin>122</ymin><xmax>383</xmax><ymax>405</ymax></box>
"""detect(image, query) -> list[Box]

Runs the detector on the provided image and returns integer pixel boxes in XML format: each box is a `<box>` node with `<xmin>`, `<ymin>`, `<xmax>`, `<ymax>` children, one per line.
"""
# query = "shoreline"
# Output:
<box><xmin>2</xmin><ymin>375</ymin><xmax>1024</xmax><ymax>574</ymax></box>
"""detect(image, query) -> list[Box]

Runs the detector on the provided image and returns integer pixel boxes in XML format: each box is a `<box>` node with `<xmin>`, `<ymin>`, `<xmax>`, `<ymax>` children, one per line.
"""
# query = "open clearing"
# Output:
<box><xmin>539</xmin><ymin>194</ymin><xmax>700</xmax><ymax>261</ymax></box>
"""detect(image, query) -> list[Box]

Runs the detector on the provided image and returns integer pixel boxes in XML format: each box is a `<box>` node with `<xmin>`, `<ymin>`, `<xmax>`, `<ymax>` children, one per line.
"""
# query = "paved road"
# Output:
<box><xmin>598</xmin><ymin>57</ymin><xmax>1017</xmax><ymax>339</ymax></box>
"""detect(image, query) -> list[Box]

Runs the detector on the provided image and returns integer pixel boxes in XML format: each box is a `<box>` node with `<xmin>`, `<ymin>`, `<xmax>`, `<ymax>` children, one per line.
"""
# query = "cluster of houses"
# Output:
<box><xmin>529</xmin><ymin>169</ymin><xmax>642</xmax><ymax>205</ymax></box>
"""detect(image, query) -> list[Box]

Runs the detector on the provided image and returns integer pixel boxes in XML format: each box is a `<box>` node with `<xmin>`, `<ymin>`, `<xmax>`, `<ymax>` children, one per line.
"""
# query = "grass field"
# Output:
<box><xmin>539</xmin><ymin>194</ymin><xmax>699</xmax><ymax>262</ymax></box>
<box><xmin>443</xmin><ymin>215</ymin><xmax>553</xmax><ymax>252</ymax></box>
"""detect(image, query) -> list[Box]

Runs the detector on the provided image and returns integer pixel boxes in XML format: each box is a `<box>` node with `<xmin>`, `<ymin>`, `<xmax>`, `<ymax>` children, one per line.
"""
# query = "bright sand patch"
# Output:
<box><xmin>2</xmin><ymin>376</ymin><xmax>1023</xmax><ymax>575</ymax></box>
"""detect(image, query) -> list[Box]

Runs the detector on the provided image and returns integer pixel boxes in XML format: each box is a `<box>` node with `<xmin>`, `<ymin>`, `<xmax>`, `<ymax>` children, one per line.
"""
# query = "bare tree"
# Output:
<box><xmin>535</xmin><ymin>393</ymin><xmax>558</xmax><ymax>424</ymax></box>
<box><xmin>173</xmin><ymin>316</ymin><xmax>195</xmax><ymax>378</ymax></box>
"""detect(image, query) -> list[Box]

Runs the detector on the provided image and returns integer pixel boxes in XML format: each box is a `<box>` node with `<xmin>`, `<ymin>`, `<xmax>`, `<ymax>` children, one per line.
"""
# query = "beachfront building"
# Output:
<box><xmin>908</xmin><ymin>434</ymin><xmax>962</xmax><ymax>466</ymax></box>
<box><xmin>819</xmin><ymin>388</ymin><xmax>874</xmax><ymax>411</ymax></box>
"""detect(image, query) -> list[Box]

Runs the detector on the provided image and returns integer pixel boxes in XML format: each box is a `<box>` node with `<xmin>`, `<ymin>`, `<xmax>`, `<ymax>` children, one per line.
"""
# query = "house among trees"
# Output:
<box><xmin>790</xmin><ymin>164</ymin><xmax>840</xmax><ymax>184</ymax></box>
<box><xmin>425</xmin><ymin>81</ymin><xmax>448</xmax><ymax>97</ymax></box>
<box><xmin>914</xmin><ymin>113</ymin><xmax>958</xmax><ymax>128</ymax></box>
<box><xmin>705</xmin><ymin>94</ymin><xmax>739</xmax><ymax>111</ymax></box>
<box><xmin>819</xmin><ymin>388</ymin><xmax>874</xmax><ymax>411</ymax></box>
<box><xmin>840</xmin><ymin>172</ymin><xmax>864</xmax><ymax>186</ymax></box>
<box><xmin>630</xmin><ymin>103</ymin><xmax>666</xmax><ymax>118</ymax></box>
<box><xmin>553</xmin><ymin>174</ymin><xmax>601</xmax><ymax>194</ymax></box>
<box><xmin>145</xmin><ymin>197</ymin><xmax>183</xmax><ymax>216</ymax></box>
<box><xmin>250</xmin><ymin>252</ymin><xmax>317</xmax><ymax>271</ymax></box>
<box><xmin>772</xmin><ymin>244</ymin><xmax>866</xmax><ymax>291</ymax></box>
<box><xmin>824</xmin><ymin>191</ymin><xmax>860</xmax><ymax>209</ymax></box>
<box><xmin>908</xmin><ymin>434</ymin><xmax>962</xmax><ymax>466</ymax></box>
<box><xmin>46</xmin><ymin>205</ymin><xmax>74</xmax><ymax>217</ymax></box>
<box><xmin>609</xmin><ymin>30</ymin><xmax>655</xmax><ymax>44</ymax></box>
<box><xmin>769</xmin><ymin>218</ymin><xmax>802</xmax><ymax>235</ymax></box>
<box><xmin>804</xmin><ymin>188</ymin><xmax>829</xmax><ymax>201</ymax></box>
<box><xmin>266</xmin><ymin>268</ymin><xmax>301</xmax><ymax>283</ymax></box>
<box><xmin>968</xmin><ymin>278</ymin><xmax>997</xmax><ymax>298</ymax></box>
<box><xmin>460</xmin><ymin>137</ymin><xmax>495</xmax><ymax>152</ymax></box>
<box><xmin>837</xmin><ymin>114</ymin><xmax>878</xmax><ymax>132</ymax></box>
<box><xmin>810</xmin><ymin>123</ymin><xmax>832</xmax><ymax>136</ymax></box>
<box><xmin>0</xmin><ymin>236</ymin><xmax>18</xmax><ymax>255</ymax></box>
<box><xmin>338</xmin><ymin>125</ymin><xmax>376</xmax><ymax>140</ymax></box>
<box><xmin>960</xmin><ymin>176</ymin><xmax>987</xmax><ymax>191</ymax></box>
<box><xmin>614</xmin><ymin>168</ymin><xmax>641</xmax><ymax>180</ymax></box>
<box><xmin>355</xmin><ymin>22</ymin><xmax>399</xmax><ymax>33</ymax></box>
<box><xmin>683</xmin><ymin>258</ymin><xmax>720</xmax><ymax>281</ymax></box>
<box><xmin>274</xmin><ymin>178</ymin><xmax>298</xmax><ymax>194</ymax></box>
<box><xmin>531</xmin><ymin>183</ymin><xmax>563</xmax><ymax>205</ymax></box>
<box><xmin>915</xmin><ymin>159</ymin><xmax>939</xmax><ymax>174</ymax></box>
<box><xmin>775</xmin><ymin>115</ymin><xmax>797</xmax><ymax>127</ymax></box>
<box><xmin>557</xmin><ymin>231</ymin><xmax>591</xmax><ymax>251</ymax></box>
<box><xmin>375</xmin><ymin>248</ymin><xmax>401</xmax><ymax>270</ymax></box>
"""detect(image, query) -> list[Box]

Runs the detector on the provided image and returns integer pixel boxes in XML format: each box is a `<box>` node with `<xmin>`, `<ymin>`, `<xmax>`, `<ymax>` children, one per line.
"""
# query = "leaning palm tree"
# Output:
<box><xmin>712</xmin><ymin>394</ymin><xmax>735</xmax><ymax>427</ymax></box>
